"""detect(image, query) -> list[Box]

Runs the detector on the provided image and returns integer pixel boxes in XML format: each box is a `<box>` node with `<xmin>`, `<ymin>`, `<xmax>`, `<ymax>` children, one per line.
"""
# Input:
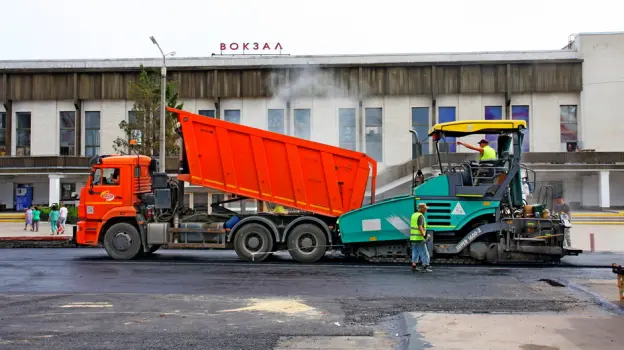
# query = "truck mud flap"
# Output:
<box><xmin>563</xmin><ymin>247</ymin><xmax>583</xmax><ymax>256</ymax></box>
<box><xmin>71</xmin><ymin>226</ymin><xmax>78</xmax><ymax>247</ymax></box>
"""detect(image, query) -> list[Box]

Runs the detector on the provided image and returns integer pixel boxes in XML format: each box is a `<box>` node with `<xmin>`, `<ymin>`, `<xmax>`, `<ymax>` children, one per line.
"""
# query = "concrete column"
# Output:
<box><xmin>207</xmin><ymin>193</ymin><xmax>212</xmax><ymax>214</ymax></box>
<box><xmin>599</xmin><ymin>171</ymin><xmax>610</xmax><ymax>208</ymax></box>
<box><xmin>48</xmin><ymin>174</ymin><xmax>62</xmax><ymax>206</ymax></box>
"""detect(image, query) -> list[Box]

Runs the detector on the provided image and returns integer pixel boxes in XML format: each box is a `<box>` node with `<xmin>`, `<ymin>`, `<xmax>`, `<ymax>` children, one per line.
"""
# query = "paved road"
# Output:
<box><xmin>0</xmin><ymin>249</ymin><xmax>618</xmax><ymax>349</ymax></box>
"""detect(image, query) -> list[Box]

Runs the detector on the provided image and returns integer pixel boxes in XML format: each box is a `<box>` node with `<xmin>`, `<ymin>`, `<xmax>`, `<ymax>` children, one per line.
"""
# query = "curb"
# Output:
<box><xmin>0</xmin><ymin>236</ymin><xmax>72</xmax><ymax>241</ymax></box>
<box><xmin>0</xmin><ymin>240</ymin><xmax>77</xmax><ymax>248</ymax></box>
<box><xmin>552</xmin><ymin>277</ymin><xmax>624</xmax><ymax>315</ymax></box>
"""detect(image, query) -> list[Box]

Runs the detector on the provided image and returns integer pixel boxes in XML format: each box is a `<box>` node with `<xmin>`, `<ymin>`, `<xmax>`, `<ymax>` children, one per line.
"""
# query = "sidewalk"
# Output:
<box><xmin>0</xmin><ymin>222</ymin><xmax>73</xmax><ymax>241</ymax></box>
<box><xmin>570</xmin><ymin>225</ymin><xmax>624</xmax><ymax>252</ymax></box>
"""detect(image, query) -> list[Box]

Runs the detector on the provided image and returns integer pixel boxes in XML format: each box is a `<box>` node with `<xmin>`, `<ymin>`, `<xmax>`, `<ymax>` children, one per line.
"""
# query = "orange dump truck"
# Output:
<box><xmin>75</xmin><ymin>108</ymin><xmax>377</xmax><ymax>263</ymax></box>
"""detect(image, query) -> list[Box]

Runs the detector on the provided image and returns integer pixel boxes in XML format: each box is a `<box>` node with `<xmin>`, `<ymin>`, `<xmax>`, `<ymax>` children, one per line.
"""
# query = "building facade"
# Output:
<box><xmin>0</xmin><ymin>32</ymin><xmax>623</xmax><ymax>211</ymax></box>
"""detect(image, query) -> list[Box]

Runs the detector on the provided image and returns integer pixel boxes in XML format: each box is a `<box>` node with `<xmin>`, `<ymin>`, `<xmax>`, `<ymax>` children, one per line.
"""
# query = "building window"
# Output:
<box><xmin>60</xmin><ymin>111</ymin><xmax>76</xmax><ymax>155</ymax></box>
<box><xmin>411</xmin><ymin>107</ymin><xmax>429</xmax><ymax>157</ymax></box>
<box><xmin>224</xmin><ymin>109</ymin><xmax>241</xmax><ymax>124</ymax></box>
<box><xmin>484</xmin><ymin>106</ymin><xmax>503</xmax><ymax>150</ymax></box>
<box><xmin>198</xmin><ymin>110</ymin><xmax>215</xmax><ymax>118</ymax></box>
<box><xmin>560</xmin><ymin>105</ymin><xmax>578</xmax><ymax>150</ymax></box>
<box><xmin>16</xmin><ymin>112</ymin><xmax>31</xmax><ymax>156</ymax></box>
<box><xmin>512</xmin><ymin>105</ymin><xmax>530</xmax><ymax>152</ymax></box>
<box><xmin>212</xmin><ymin>194</ymin><xmax>225</xmax><ymax>203</ymax></box>
<box><xmin>60</xmin><ymin>183</ymin><xmax>76</xmax><ymax>201</ymax></box>
<box><xmin>210</xmin><ymin>193</ymin><xmax>225</xmax><ymax>214</ymax></box>
<box><xmin>268</xmin><ymin>109</ymin><xmax>285</xmax><ymax>134</ymax></box>
<box><xmin>294</xmin><ymin>109</ymin><xmax>311</xmax><ymax>140</ymax></box>
<box><xmin>85</xmin><ymin>111</ymin><xmax>101</xmax><ymax>157</ymax></box>
<box><xmin>128</xmin><ymin>111</ymin><xmax>142</xmax><ymax>145</ymax></box>
<box><xmin>0</xmin><ymin>112</ymin><xmax>6</xmax><ymax>154</ymax></box>
<box><xmin>438</xmin><ymin>107</ymin><xmax>456</xmax><ymax>153</ymax></box>
<box><xmin>365</xmin><ymin>108</ymin><xmax>383</xmax><ymax>162</ymax></box>
<box><xmin>192</xmin><ymin>193</ymin><xmax>208</xmax><ymax>213</ymax></box>
<box><xmin>338</xmin><ymin>108</ymin><xmax>356</xmax><ymax>151</ymax></box>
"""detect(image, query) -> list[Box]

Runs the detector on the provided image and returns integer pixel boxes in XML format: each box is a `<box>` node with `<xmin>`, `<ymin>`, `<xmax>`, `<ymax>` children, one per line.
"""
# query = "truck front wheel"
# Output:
<box><xmin>102</xmin><ymin>223</ymin><xmax>143</xmax><ymax>260</ymax></box>
<box><xmin>287</xmin><ymin>223</ymin><xmax>327</xmax><ymax>263</ymax></box>
<box><xmin>233</xmin><ymin>223</ymin><xmax>274</xmax><ymax>262</ymax></box>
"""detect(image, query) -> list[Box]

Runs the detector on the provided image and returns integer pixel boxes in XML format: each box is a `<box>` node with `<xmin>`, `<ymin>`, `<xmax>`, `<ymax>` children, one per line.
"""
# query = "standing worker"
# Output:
<box><xmin>410</xmin><ymin>203</ymin><xmax>432</xmax><ymax>272</ymax></box>
<box><xmin>457</xmin><ymin>139</ymin><xmax>497</xmax><ymax>161</ymax></box>
<box><xmin>554</xmin><ymin>195</ymin><xmax>572</xmax><ymax>247</ymax></box>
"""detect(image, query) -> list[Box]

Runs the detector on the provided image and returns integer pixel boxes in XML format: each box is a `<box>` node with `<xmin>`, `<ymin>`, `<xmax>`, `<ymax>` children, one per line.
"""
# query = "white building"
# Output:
<box><xmin>0</xmin><ymin>31</ymin><xmax>623</xmax><ymax>211</ymax></box>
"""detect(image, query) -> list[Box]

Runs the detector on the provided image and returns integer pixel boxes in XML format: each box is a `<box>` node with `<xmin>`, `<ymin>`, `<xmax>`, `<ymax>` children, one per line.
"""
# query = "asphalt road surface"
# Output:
<box><xmin>0</xmin><ymin>249</ymin><xmax>618</xmax><ymax>349</ymax></box>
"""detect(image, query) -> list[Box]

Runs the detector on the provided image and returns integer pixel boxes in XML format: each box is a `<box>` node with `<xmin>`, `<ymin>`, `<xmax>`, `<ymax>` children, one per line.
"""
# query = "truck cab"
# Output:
<box><xmin>76</xmin><ymin>155</ymin><xmax>154</xmax><ymax>248</ymax></box>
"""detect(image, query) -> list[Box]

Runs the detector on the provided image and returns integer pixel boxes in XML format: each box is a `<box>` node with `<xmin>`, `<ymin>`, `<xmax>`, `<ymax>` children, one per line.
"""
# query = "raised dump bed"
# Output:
<box><xmin>169</xmin><ymin>107</ymin><xmax>378</xmax><ymax>218</ymax></box>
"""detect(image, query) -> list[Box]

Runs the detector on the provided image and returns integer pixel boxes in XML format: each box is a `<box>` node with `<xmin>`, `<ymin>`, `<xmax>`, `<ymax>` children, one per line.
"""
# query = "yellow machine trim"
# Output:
<box><xmin>428</xmin><ymin>120</ymin><xmax>527</xmax><ymax>138</ymax></box>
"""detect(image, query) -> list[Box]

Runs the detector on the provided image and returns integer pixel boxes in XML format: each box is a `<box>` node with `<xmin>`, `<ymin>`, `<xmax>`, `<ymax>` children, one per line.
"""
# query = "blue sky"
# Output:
<box><xmin>1</xmin><ymin>0</ymin><xmax>622</xmax><ymax>59</ymax></box>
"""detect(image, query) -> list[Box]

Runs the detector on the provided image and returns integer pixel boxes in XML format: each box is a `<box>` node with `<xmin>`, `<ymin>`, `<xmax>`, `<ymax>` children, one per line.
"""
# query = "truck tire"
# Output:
<box><xmin>233</xmin><ymin>223</ymin><xmax>274</xmax><ymax>262</ymax></box>
<box><xmin>287</xmin><ymin>223</ymin><xmax>327</xmax><ymax>263</ymax></box>
<box><xmin>102</xmin><ymin>223</ymin><xmax>143</xmax><ymax>260</ymax></box>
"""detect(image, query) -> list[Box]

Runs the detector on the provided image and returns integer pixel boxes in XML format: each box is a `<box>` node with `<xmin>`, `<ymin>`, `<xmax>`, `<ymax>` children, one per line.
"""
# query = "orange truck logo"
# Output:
<box><xmin>100</xmin><ymin>190</ymin><xmax>115</xmax><ymax>202</ymax></box>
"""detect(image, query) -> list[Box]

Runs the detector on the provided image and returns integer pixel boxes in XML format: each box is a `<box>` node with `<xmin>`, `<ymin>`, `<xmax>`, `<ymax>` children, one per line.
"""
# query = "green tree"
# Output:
<box><xmin>113</xmin><ymin>65</ymin><xmax>184</xmax><ymax>156</ymax></box>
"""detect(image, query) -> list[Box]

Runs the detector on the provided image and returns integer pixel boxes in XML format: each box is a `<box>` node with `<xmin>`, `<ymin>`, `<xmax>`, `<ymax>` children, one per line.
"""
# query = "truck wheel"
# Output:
<box><xmin>287</xmin><ymin>223</ymin><xmax>327</xmax><ymax>263</ymax></box>
<box><xmin>102</xmin><ymin>223</ymin><xmax>142</xmax><ymax>260</ymax></box>
<box><xmin>233</xmin><ymin>223</ymin><xmax>274</xmax><ymax>262</ymax></box>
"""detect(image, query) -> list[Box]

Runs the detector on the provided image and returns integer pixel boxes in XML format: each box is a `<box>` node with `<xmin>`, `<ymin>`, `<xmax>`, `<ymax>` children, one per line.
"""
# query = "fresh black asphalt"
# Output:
<box><xmin>0</xmin><ymin>248</ymin><xmax>618</xmax><ymax>349</ymax></box>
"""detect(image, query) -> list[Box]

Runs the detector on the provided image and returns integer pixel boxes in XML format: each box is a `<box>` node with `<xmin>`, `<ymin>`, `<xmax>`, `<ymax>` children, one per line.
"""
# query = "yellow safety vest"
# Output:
<box><xmin>410</xmin><ymin>212</ymin><xmax>426</xmax><ymax>241</ymax></box>
<box><xmin>479</xmin><ymin>145</ymin><xmax>497</xmax><ymax>161</ymax></box>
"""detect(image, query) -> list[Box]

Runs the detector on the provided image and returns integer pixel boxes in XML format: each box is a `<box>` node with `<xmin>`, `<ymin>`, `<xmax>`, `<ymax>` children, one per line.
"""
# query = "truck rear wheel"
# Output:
<box><xmin>287</xmin><ymin>223</ymin><xmax>327</xmax><ymax>263</ymax></box>
<box><xmin>102</xmin><ymin>223</ymin><xmax>142</xmax><ymax>260</ymax></box>
<box><xmin>233</xmin><ymin>223</ymin><xmax>274</xmax><ymax>262</ymax></box>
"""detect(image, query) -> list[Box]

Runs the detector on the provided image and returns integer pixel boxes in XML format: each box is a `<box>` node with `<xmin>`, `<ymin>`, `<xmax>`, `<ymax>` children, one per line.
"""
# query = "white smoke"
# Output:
<box><xmin>267</xmin><ymin>66</ymin><xmax>363</xmax><ymax>141</ymax></box>
<box><xmin>269</xmin><ymin>67</ymin><xmax>356</xmax><ymax>101</ymax></box>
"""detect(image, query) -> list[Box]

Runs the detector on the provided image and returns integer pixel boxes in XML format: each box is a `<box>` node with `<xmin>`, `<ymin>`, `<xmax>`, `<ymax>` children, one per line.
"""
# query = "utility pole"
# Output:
<box><xmin>149</xmin><ymin>36</ymin><xmax>175</xmax><ymax>173</ymax></box>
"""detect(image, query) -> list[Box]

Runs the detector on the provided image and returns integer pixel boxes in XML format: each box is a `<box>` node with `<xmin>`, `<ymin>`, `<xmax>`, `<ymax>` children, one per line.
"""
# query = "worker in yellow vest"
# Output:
<box><xmin>410</xmin><ymin>203</ymin><xmax>432</xmax><ymax>272</ymax></box>
<box><xmin>457</xmin><ymin>139</ymin><xmax>497</xmax><ymax>161</ymax></box>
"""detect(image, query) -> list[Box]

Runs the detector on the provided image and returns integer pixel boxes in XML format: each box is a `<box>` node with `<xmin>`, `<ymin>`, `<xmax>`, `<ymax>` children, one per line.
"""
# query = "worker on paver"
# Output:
<box><xmin>554</xmin><ymin>195</ymin><xmax>572</xmax><ymax>247</ymax></box>
<box><xmin>522</xmin><ymin>177</ymin><xmax>531</xmax><ymax>204</ymax></box>
<box><xmin>410</xmin><ymin>203</ymin><xmax>432</xmax><ymax>272</ymax></box>
<box><xmin>456</xmin><ymin>139</ymin><xmax>497</xmax><ymax>161</ymax></box>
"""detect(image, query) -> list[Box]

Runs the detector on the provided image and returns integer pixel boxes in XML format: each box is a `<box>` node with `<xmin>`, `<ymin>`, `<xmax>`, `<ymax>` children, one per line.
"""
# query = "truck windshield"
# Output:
<box><xmin>91</xmin><ymin>168</ymin><xmax>120</xmax><ymax>186</ymax></box>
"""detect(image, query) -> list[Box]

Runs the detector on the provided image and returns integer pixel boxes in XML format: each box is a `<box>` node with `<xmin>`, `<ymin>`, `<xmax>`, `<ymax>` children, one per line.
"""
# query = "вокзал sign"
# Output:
<box><xmin>220</xmin><ymin>42</ymin><xmax>284</xmax><ymax>52</ymax></box>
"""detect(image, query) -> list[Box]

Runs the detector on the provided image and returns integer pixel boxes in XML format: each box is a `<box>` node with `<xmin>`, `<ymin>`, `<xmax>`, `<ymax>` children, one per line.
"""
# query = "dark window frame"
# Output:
<box><xmin>85</xmin><ymin>111</ymin><xmax>101</xmax><ymax>157</ymax></box>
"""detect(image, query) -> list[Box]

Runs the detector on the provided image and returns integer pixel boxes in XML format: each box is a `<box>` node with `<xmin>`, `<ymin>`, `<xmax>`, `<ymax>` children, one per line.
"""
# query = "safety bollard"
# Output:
<box><xmin>590</xmin><ymin>233</ymin><xmax>595</xmax><ymax>252</ymax></box>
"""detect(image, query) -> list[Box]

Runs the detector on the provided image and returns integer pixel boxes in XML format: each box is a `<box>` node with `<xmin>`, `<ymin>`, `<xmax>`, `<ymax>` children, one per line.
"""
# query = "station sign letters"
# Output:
<box><xmin>220</xmin><ymin>42</ymin><xmax>284</xmax><ymax>52</ymax></box>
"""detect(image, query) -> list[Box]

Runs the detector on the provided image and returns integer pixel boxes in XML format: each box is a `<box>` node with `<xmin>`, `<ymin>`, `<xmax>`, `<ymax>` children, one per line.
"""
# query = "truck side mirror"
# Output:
<box><xmin>88</xmin><ymin>169</ymin><xmax>101</xmax><ymax>195</ymax></box>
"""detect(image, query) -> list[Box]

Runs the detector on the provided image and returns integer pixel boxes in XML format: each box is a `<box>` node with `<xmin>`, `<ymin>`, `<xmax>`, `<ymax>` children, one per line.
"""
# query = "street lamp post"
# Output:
<box><xmin>149</xmin><ymin>36</ymin><xmax>175</xmax><ymax>173</ymax></box>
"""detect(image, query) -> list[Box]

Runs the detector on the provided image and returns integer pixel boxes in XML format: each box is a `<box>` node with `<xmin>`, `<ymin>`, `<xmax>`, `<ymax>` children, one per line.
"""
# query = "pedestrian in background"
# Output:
<box><xmin>49</xmin><ymin>205</ymin><xmax>60</xmax><ymax>235</ymax></box>
<box><xmin>410</xmin><ymin>203</ymin><xmax>432</xmax><ymax>272</ymax></box>
<box><xmin>24</xmin><ymin>206</ymin><xmax>33</xmax><ymax>231</ymax></box>
<box><xmin>32</xmin><ymin>206</ymin><xmax>41</xmax><ymax>232</ymax></box>
<box><xmin>59</xmin><ymin>203</ymin><xmax>68</xmax><ymax>229</ymax></box>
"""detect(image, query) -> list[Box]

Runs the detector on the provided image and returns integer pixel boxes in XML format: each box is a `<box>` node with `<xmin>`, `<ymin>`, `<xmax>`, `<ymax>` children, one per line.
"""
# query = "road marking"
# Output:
<box><xmin>219</xmin><ymin>299</ymin><xmax>317</xmax><ymax>315</ymax></box>
<box><xmin>23</xmin><ymin>311</ymin><xmax>218</xmax><ymax>317</ymax></box>
<box><xmin>0</xmin><ymin>335</ymin><xmax>55</xmax><ymax>345</ymax></box>
<box><xmin>59</xmin><ymin>302</ymin><xmax>113</xmax><ymax>308</ymax></box>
